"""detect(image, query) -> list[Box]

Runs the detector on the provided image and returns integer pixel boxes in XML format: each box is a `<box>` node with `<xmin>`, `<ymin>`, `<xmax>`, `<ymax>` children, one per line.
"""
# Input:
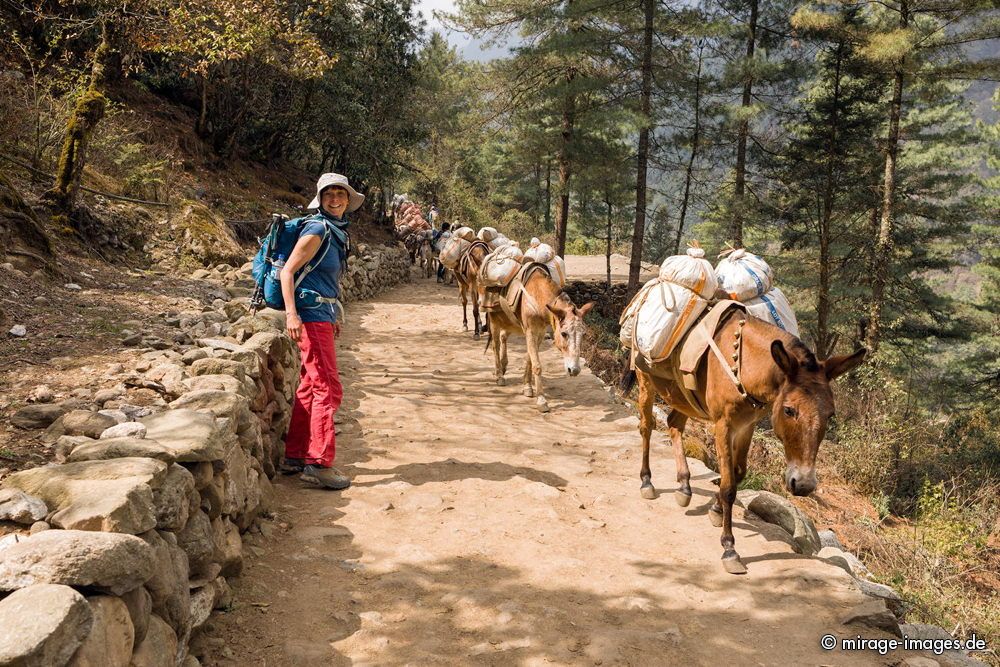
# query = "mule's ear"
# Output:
<box><xmin>771</xmin><ymin>340</ymin><xmax>799</xmax><ymax>379</ymax></box>
<box><xmin>577</xmin><ymin>301</ymin><xmax>595</xmax><ymax>317</ymax></box>
<box><xmin>546</xmin><ymin>302</ymin><xmax>568</xmax><ymax>320</ymax></box>
<box><xmin>825</xmin><ymin>348</ymin><xmax>867</xmax><ymax>381</ymax></box>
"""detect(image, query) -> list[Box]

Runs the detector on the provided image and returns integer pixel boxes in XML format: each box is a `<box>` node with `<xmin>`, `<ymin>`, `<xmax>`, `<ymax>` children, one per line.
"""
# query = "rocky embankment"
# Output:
<box><xmin>0</xmin><ymin>244</ymin><xmax>410</xmax><ymax>666</ymax></box>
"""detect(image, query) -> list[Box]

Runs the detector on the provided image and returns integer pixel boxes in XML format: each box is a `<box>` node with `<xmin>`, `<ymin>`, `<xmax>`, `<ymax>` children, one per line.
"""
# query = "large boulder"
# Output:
<box><xmin>139</xmin><ymin>410</ymin><xmax>228</xmax><ymax>463</ymax></box>
<box><xmin>66</xmin><ymin>438</ymin><xmax>176</xmax><ymax>465</ymax></box>
<box><xmin>841</xmin><ymin>599</ymin><xmax>901</xmax><ymax>637</ymax></box>
<box><xmin>175</xmin><ymin>510</ymin><xmax>215</xmax><ymax>580</ymax></box>
<box><xmin>152</xmin><ymin>464</ymin><xmax>196</xmax><ymax>532</ymax></box>
<box><xmin>211</xmin><ymin>517</ymin><xmax>243</xmax><ymax>577</ymax></box>
<box><xmin>1</xmin><ymin>458</ymin><xmax>168</xmax><ymax>534</ymax></box>
<box><xmin>169</xmin><ymin>390</ymin><xmax>258</xmax><ymax>451</ymax></box>
<box><xmin>129</xmin><ymin>614</ymin><xmax>178</xmax><ymax>667</ymax></box>
<box><xmin>11</xmin><ymin>404</ymin><xmax>67</xmax><ymax>429</ymax></box>
<box><xmin>99</xmin><ymin>422</ymin><xmax>148</xmax><ymax>440</ymax></box>
<box><xmin>0</xmin><ymin>530</ymin><xmax>155</xmax><ymax>595</ymax></box>
<box><xmin>0</xmin><ymin>489</ymin><xmax>48</xmax><ymax>524</ymax></box>
<box><xmin>219</xmin><ymin>438</ymin><xmax>261</xmax><ymax>528</ymax></box>
<box><xmin>137</xmin><ymin>531</ymin><xmax>190</xmax><ymax>640</ymax></box>
<box><xmin>121</xmin><ymin>586</ymin><xmax>152</xmax><ymax>649</ymax></box>
<box><xmin>62</xmin><ymin>410</ymin><xmax>118</xmax><ymax>439</ymax></box>
<box><xmin>67</xmin><ymin>595</ymin><xmax>134</xmax><ymax>667</ymax></box>
<box><xmin>169</xmin><ymin>200</ymin><xmax>244</xmax><ymax>267</ymax></box>
<box><xmin>188</xmin><ymin>357</ymin><xmax>247</xmax><ymax>382</ymax></box>
<box><xmin>746</xmin><ymin>491</ymin><xmax>821</xmax><ymax>555</ymax></box>
<box><xmin>0</xmin><ymin>584</ymin><xmax>93</xmax><ymax>667</ymax></box>
<box><xmin>181</xmin><ymin>374</ymin><xmax>256</xmax><ymax>400</ymax></box>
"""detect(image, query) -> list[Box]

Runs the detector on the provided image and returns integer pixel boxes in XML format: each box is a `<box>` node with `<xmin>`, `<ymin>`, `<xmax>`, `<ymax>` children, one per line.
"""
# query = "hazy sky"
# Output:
<box><xmin>414</xmin><ymin>0</ymin><xmax>514</xmax><ymax>61</ymax></box>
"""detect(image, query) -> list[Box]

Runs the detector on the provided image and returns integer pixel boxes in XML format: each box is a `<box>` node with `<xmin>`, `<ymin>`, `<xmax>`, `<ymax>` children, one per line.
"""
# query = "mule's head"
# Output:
<box><xmin>770</xmin><ymin>340</ymin><xmax>866</xmax><ymax>497</ymax></box>
<box><xmin>546</xmin><ymin>295</ymin><xmax>594</xmax><ymax>376</ymax></box>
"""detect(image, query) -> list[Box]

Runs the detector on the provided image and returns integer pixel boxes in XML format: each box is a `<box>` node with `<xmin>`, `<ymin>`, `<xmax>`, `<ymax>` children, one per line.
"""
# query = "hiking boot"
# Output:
<box><xmin>301</xmin><ymin>464</ymin><xmax>350</xmax><ymax>490</ymax></box>
<box><xmin>279</xmin><ymin>458</ymin><xmax>305</xmax><ymax>475</ymax></box>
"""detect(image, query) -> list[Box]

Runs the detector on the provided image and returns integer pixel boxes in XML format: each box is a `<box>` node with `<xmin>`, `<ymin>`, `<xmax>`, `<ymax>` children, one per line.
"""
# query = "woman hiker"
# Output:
<box><xmin>279</xmin><ymin>173</ymin><xmax>362</xmax><ymax>490</ymax></box>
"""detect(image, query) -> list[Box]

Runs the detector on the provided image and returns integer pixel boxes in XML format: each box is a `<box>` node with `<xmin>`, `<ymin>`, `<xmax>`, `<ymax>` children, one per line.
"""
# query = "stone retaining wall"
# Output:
<box><xmin>0</xmin><ymin>243</ymin><xmax>410</xmax><ymax>666</ymax></box>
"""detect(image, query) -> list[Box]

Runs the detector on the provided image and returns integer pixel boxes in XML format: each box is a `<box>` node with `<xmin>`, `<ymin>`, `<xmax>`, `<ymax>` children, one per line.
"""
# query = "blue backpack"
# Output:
<box><xmin>250</xmin><ymin>214</ymin><xmax>349</xmax><ymax>312</ymax></box>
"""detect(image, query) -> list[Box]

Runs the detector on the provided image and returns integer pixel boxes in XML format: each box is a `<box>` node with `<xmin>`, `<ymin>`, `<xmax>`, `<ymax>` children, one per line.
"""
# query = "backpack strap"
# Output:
<box><xmin>292</xmin><ymin>218</ymin><xmax>333</xmax><ymax>289</ymax></box>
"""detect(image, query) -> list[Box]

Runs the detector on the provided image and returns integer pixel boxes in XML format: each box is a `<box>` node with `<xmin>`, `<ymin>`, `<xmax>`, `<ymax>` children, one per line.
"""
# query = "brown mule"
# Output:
<box><xmin>625</xmin><ymin>312</ymin><xmax>866</xmax><ymax>574</ymax></box>
<box><xmin>486</xmin><ymin>265</ymin><xmax>594</xmax><ymax>412</ymax></box>
<box><xmin>454</xmin><ymin>240</ymin><xmax>490</xmax><ymax>339</ymax></box>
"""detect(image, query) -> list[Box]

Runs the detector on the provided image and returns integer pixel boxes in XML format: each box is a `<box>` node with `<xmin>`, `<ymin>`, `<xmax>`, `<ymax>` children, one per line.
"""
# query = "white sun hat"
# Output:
<box><xmin>307</xmin><ymin>173</ymin><xmax>365</xmax><ymax>213</ymax></box>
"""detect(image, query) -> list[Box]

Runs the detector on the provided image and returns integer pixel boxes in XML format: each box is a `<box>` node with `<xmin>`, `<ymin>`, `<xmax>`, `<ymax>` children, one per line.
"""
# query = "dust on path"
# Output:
<box><xmin>207</xmin><ymin>277</ymin><xmax>900</xmax><ymax>667</ymax></box>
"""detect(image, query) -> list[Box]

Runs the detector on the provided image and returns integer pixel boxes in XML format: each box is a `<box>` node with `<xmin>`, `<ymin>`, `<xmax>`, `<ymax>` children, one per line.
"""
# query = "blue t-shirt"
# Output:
<box><xmin>297</xmin><ymin>216</ymin><xmax>347</xmax><ymax>323</ymax></box>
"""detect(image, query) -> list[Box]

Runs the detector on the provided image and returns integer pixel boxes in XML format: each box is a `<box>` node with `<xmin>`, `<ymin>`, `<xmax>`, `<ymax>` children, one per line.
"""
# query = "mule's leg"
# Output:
<box><xmin>637</xmin><ymin>371</ymin><xmax>656</xmax><ymax>500</ymax></box>
<box><xmin>472</xmin><ymin>282</ymin><xmax>482</xmax><ymax>340</ymax></box>
<box><xmin>460</xmin><ymin>281</ymin><xmax>469</xmax><ymax>331</ymax></box>
<box><xmin>526</xmin><ymin>328</ymin><xmax>548</xmax><ymax>412</ymax></box>
<box><xmin>668</xmin><ymin>411</ymin><xmax>692</xmax><ymax>507</ymax></box>
<box><xmin>499</xmin><ymin>330</ymin><xmax>509</xmax><ymax>379</ymax></box>
<box><xmin>492</xmin><ymin>321</ymin><xmax>505</xmax><ymax>386</ymax></box>
<box><xmin>522</xmin><ymin>352</ymin><xmax>534</xmax><ymax>397</ymax></box>
<box><xmin>712</xmin><ymin>419</ymin><xmax>746</xmax><ymax>575</ymax></box>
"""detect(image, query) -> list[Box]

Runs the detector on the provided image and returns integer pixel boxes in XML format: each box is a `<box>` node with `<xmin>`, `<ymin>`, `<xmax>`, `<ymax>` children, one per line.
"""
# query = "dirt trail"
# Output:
<box><xmin>207</xmin><ymin>277</ymin><xmax>901</xmax><ymax>667</ymax></box>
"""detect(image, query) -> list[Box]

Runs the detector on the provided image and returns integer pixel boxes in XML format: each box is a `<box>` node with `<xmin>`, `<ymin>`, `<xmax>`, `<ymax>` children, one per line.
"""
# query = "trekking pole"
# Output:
<box><xmin>249</xmin><ymin>213</ymin><xmax>288</xmax><ymax>315</ymax></box>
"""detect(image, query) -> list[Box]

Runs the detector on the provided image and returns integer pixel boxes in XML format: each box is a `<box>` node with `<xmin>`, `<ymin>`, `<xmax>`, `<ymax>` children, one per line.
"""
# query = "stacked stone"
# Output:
<box><xmin>338</xmin><ymin>243</ymin><xmax>411</xmax><ymax>303</ymax></box>
<box><xmin>0</xmin><ymin>239</ymin><xmax>414</xmax><ymax>667</ymax></box>
<box><xmin>562</xmin><ymin>280</ymin><xmax>630</xmax><ymax>321</ymax></box>
<box><xmin>0</xmin><ymin>326</ymin><xmax>292</xmax><ymax>666</ymax></box>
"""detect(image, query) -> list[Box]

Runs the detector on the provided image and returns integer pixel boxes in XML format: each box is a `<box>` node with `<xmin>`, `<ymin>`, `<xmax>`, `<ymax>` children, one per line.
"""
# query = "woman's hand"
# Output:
<box><xmin>286</xmin><ymin>312</ymin><xmax>303</xmax><ymax>341</ymax></box>
<box><xmin>333</xmin><ymin>323</ymin><xmax>341</xmax><ymax>339</ymax></box>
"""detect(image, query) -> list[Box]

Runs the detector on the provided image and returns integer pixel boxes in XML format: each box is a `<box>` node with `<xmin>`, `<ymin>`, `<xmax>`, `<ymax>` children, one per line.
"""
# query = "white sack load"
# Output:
<box><xmin>453</xmin><ymin>226</ymin><xmax>476</xmax><ymax>242</ymax></box>
<box><xmin>488</xmin><ymin>233</ymin><xmax>514</xmax><ymax>250</ymax></box>
<box><xmin>439</xmin><ymin>235</ymin><xmax>471</xmax><ymax>269</ymax></box>
<box><xmin>434</xmin><ymin>230</ymin><xmax>453</xmax><ymax>252</ymax></box>
<box><xmin>744</xmin><ymin>286</ymin><xmax>799</xmax><ymax>336</ymax></box>
<box><xmin>524</xmin><ymin>242</ymin><xmax>555</xmax><ymax>264</ymax></box>
<box><xmin>657</xmin><ymin>246</ymin><xmax>718</xmax><ymax>299</ymax></box>
<box><xmin>477</xmin><ymin>227</ymin><xmax>499</xmax><ymax>243</ymax></box>
<box><xmin>620</xmin><ymin>278</ymin><xmax>710</xmax><ymax>362</ymax></box>
<box><xmin>479</xmin><ymin>245</ymin><xmax>524</xmax><ymax>288</ymax></box>
<box><xmin>715</xmin><ymin>248</ymin><xmax>773</xmax><ymax>301</ymax></box>
<box><xmin>545</xmin><ymin>255</ymin><xmax>566</xmax><ymax>287</ymax></box>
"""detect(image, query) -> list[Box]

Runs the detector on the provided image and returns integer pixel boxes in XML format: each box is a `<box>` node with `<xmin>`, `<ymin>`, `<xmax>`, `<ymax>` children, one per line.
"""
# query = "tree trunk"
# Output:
<box><xmin>556</xmin><ymin>75</ymin><xmax>576</xmax><ymax>257</ymax></box>
<box><xmin>606</xmin><ymin>193</ymin><xmax>613</xmax><ymax>289</ymax></box>
<box><xmin>196</xmin><ymin>73</ymin><xmax>209</xmax><ymax>137</ymax></box>
<box><xmin>867</xmin><ymin>0</ymin><xmax>908</xmax><ymax>354</ymax></box>
<box><xmin>628</xmin><ymin>0</ymin><xmax>655</xmax><ymax>293</ymax></box>
<box><xmin>533</xmin><ymin>161</ymin><xmax>541</xmax><ymax>227</ymax></box>
<box><xmin>49</xmin><ymin>21</ymin><xmax>112</xmax><ymax>215</ymax></box>
<box><xmin>545</xmin><ymin>160</ymin><xmax>552</xmax><ymax>232</ymax></box>
<box><xmin>731</xmin><ymin>0</ymin><xmax>758</xmax><ymax>249</ymax></box>
<box><xmin>816</xmin><ymin>39</ymin><xmax>845</xmax><ymax>359</ymax></box>
<box><xmin>674</xmin><ymin>42</ymin><xmax>705</xmax><ymax>255</ymax></box>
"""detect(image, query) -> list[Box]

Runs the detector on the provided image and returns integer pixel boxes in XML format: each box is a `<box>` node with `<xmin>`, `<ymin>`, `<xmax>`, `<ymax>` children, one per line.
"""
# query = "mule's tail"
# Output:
<box><xmin>620</xmin><ymin>367</ymin><xmax>637</xmax><ymax>394</ymax></box>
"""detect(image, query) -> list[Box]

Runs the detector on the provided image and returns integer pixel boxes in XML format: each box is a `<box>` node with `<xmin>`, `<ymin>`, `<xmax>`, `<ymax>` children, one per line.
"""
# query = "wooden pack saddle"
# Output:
<box><xmin>632</xmin><ymin>299</ymin><xmax>749</xmax><ymax>420</ymax></box>
<box><xmin>481</xmin><ymin>262</ymin><xmax>554</xmax><ymax>331</ymax></box>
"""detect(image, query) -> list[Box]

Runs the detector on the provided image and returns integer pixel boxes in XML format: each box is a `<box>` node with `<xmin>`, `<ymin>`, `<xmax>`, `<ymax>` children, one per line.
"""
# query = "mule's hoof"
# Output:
<box><xmin>722</xmin><ymin>551</ymin><xmax>747</xmax><ymax>575</ymax></box>
<box><xmin>522</xmin><ymin>387</ymin><xmax>534</xmax><ymax>398</ymax></box>
<box><xmin>640</xmin><ymin>484</ymin><xmax>657</xmax><ymax>500</ymax></box>
<box><xmin>674</xmin><ymin>490</ymin><xmax>692</xmax><ymax>507</ymax></box>
<box><xmin>709</xmin><ymin>509</ymin><xmax>723</xmax><ymax>527</ymax></box>
<box><xmin>496</xmin><ymin>377</ymin><xmax>506</xmax><ymax>386</ymax></box>
<box><xmin>536</xmin><ymin>398</ymin><xmax>550</xmax><ymax>413</ymax></box>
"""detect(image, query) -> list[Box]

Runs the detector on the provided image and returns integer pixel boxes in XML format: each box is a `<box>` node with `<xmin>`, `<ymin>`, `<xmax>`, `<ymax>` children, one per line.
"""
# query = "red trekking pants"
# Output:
<box><xmin>284</xmin><ymin>321</ymin><xmax>342</xmax><ymax>467</ymax></box>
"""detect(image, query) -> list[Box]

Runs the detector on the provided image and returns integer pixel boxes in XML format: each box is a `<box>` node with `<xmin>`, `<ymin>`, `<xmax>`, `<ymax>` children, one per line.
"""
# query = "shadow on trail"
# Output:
<box><xmin>349</xmin><ymin>458</ymin><xmax>568</xmax><ymax>489</ymax></box>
